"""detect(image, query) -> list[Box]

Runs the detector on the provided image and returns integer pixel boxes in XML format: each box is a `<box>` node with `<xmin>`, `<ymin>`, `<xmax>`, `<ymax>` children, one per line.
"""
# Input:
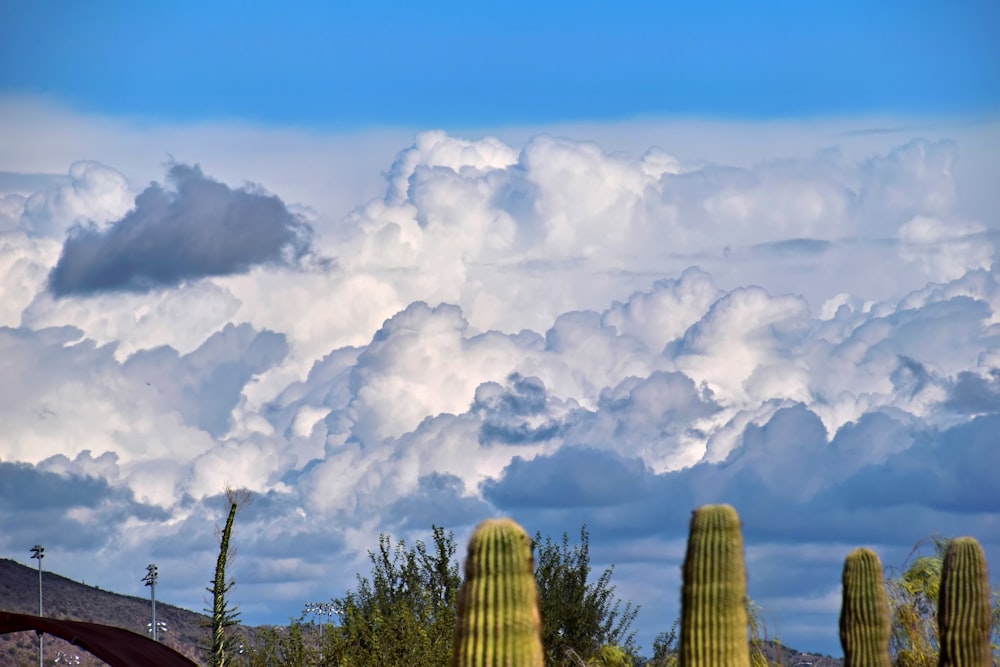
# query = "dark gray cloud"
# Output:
<box><xmin>475</xmin><ymin>373</ymin><xmax>563</xmax><ymax>445</ymax></box>
<box><xmin>47</xmin><ymin>163</ymin><xmax>313</xmax><ymax>296</ymax></box>
<box><xmin>386</xmin><ymin>473</ymin><xmax>493</xmax><ymax>531</ymax></box>
<box><xmin>0</xmin><ymin>460</ymin><xmax>168</xmax><ymax>549</ymax></box>
<box><xmin>0</xmin><ymin>460</ymin><xmax>112</xmax><ymax>511</ymax></box>
<box><xmin>482</xmin><ymin>446</ymin><xmax>655</xmax><ymax>509</ymax></box>
<box><xmin>482</xmin><ymin>404</ymin><xmax>1000</xmax><ymax>548</ymax></box>
<box><xmin>832</xmin><ymin>414</ymin><xmax>1000</xmax><ymax>515</ymax></box>
<box><xmin>945</xmin><ymin>369</ymin><xmax>1000</xmax><ymax>415</ymax></box>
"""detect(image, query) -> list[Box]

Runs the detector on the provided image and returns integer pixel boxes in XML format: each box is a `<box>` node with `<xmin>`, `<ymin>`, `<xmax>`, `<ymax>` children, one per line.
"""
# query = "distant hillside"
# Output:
<box><xmin>759</xmin><ymin>639</ymin><xmax>843</xmax><ymax>667</ymax></box>
<box><xmin>0</xmin><ymin>558</ymin><xmax>210</xmax><ymax>665</ymax></box>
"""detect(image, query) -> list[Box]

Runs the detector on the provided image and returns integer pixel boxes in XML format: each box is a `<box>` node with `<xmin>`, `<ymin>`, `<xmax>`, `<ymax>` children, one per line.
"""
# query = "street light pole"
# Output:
<box><xmin>30</xmin><ymin>545</ymin><xmax>44</xmax><ymax>667</ymax></box>
<box><xmin>304</xmin><ymin>601</ymin><xmax>340</xmax><ymax>660</ymax></box>
<box><xmin>143</xmin><ymin>564</ymin><xmax>159</xmax><ymax>641</ymax></box>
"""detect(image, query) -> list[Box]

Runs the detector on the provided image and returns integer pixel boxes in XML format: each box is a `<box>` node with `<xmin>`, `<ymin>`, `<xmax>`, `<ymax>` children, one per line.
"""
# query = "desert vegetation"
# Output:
<box><xmin>224</xmin><ymin>508</ymin><xmax>999</xmax><ymax>666</ymax></box>
<box><xmin>3</xmin><ymin>503</ymin><xmax>997</xmax><ymax>666</ymax></box>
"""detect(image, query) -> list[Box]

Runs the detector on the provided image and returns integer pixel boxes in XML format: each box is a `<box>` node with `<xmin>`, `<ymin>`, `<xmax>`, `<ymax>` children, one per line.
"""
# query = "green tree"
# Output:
<box><xmin>239</xmin><ymin>623</ymin><xmax>324</xmax><ymax>667</ymax></box>
<box><xmin>887</xmin><ymin>536</ymin><xmax>947</xmax><ymax>667</ymax></box>
<box><xmin>746</xmin><ymin>596</ymin><xmax>777</xmax><ymax>667</ymax></box>
<box><xmin>533</xmin><ymin>525</ymin><xmax>640</xmax><ymax>666</ymax></box>
<box><xmin>647</xmin><ymin>620</ymin><xmax>679</xmax><ymax>667</ymax></box>
<box><xmin>206</xmin><ymin>487</ymin><xmax>252</xmax><ymax>667</ymax></box>
<box><xmin>587</xmin><ymin>644</ymin><xmax>633</xmax><ymax>666</ymax></box>
<box><xmin>316</xmin><ymin>523</ymin><xmax>641</xmax><ymax>666</ymax></box>
<box><xmin>324</xmin><ymin>525</ymin><xmax>461</xmax><ymax>666</ymax></box>
<box><xmin>240</xmin><ymin>626</ymin><xmax>281</xmax><ymax>666</ymax></box>
<box><xmin>273</xmin><ymin>622</ymin><xmax>309</xmax><ymax>667</ymax></box>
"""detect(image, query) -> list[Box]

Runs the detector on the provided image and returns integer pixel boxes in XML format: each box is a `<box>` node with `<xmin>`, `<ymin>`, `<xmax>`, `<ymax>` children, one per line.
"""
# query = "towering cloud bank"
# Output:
<box><xmin>0</xmin><ymin>127</ymin><xmax>996</xmax><ymax>655</ymax></box>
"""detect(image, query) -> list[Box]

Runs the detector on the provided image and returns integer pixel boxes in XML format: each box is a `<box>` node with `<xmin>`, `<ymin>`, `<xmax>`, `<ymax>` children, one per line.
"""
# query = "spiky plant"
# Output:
<box><xmin>206</xmin><ymin>487</ymin><xmax>251</xmax><ymax>667</ymax></box>
<box><xmin>452</xmin><ymin>517</ymin><xmax>544</xmax><ymax>667</ymax></box>
<box><xmin>840</xmin><ymin>548</ymin><xmax>892</xmax><ymax>667</ymax></box>
<box><xmin>680</xmin><ymin>504</ymin><xmax>750</xmax><ymax>667</ymax></box>
<box><xmin>938</xmin><ymin>537</ymin><xmax>991</xmax><ymax>667</ymax></box>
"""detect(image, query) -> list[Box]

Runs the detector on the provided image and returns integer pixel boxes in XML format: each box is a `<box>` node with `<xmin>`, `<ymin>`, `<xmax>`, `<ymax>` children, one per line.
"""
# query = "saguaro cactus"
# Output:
<box><xmin>839</xmin><ymin>548</ymin><xmax>892</xmax><ymax>667</ymax></box>
<box><xmin>680</xmin><ymin>504</ymin><xmax>750</xmax><ymax>667</ymax></box>
<box><xmin>452</xmin><ymin>517</ymin><xmax>544</xmax><ymax>667</ymax></box>
<box><xmin>937</xmin><ymin>536</ymin><xmax>991</xmax><ymax>667</ymax></box>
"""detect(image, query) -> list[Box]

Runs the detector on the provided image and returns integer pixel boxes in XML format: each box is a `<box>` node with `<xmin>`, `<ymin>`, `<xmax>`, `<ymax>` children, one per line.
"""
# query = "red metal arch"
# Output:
<box><xmin>0</xmin><ymin>611</ymin><xmax>198</xmax><ymax>667</ymax></box>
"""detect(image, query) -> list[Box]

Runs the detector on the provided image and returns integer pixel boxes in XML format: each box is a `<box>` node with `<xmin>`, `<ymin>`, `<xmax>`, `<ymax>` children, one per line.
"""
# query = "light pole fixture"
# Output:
<box><xmin>303</xmin><ymin>601</ymin><xmax>339</xmax><ymax>627</ymax></box>
<box><xmin>147</xmin><ymin>621</ymin><xmax>168</xmax><ymax>637</ymax></box>
<box><xmin>142</xmin><ymin>563</ymin><xmax>159</xmax><ymax>641</ymax></box>
<box><xmin>30</xmin><ymin>545</ymin><xmax>44</xmax><ymax>667</ymax></box>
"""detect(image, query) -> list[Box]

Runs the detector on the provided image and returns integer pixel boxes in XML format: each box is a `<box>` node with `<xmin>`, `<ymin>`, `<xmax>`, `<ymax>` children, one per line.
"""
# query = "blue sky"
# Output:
<box><xmin>1</xmin><ymin>1</ymin><xmax>999</xmax><ymax>660</ymax></box>
<box><xmin>2</xmin><ymin>1</ymin><xmax>998</xmax><ymax>126</ymax></box>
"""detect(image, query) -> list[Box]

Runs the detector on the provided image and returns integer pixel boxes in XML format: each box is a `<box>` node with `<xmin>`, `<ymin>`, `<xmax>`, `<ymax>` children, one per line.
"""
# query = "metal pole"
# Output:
<box><xmin>152</xmin><ymin>573</ymin><xmax>157</xmax><ymax>642</ymax></box>
<box><xmin>144</xmin><ymin>564</ymin><xmax>159</xmax><ymax>641</ymax></box>
<box><xmin>30</xmin><ymin>545</ymin><xmax>44</xmax><ymax>667</ymax></box>
<box><xmin>38</xmin><ymin>556</ymin><xmax>43</xmax><ymax>667</ymax></box>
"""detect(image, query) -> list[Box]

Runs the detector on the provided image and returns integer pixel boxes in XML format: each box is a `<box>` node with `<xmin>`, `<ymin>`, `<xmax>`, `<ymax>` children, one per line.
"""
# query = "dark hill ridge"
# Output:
<box><xmin>0</xmin><ymin>557</ymin><xmax>208</xmax><ymax>665</ymax></box>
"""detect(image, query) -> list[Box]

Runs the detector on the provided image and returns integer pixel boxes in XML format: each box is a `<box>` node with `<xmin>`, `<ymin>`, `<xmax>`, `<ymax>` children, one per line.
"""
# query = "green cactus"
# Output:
<box><xmin>452</xmin><ymin>517</ymin><xmax>544</xmax><ymax>667</ymax></box>
<box><xmin>937</xmin><ymin>537</ymin><xmax>991</xmax><ymax>667</ymax></box>
<box><xmin>680</xmin><ymin>504</ymin><xmax>750</xmax><ymax>667</ymax></box>
<box><xmin>839</xmin><ymin>548</ymin><xmax>892</xmax><ymax>667</ymax></box>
